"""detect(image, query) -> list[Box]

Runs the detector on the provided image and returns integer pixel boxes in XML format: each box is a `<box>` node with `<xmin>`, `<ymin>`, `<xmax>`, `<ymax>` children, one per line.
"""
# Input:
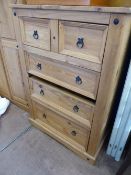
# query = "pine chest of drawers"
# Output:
<box><xmin>11</xmin><ymin>4</ymin><xmax>131</xmax><ymax>164</ymax></box>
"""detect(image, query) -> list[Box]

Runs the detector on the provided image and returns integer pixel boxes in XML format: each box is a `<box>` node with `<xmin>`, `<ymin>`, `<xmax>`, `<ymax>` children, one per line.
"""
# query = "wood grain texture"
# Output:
<box><xmin>29</xmin><ymin>117</ymin><xmax>95</xmax><ymax>164</ymax></box>
<box><xmin>26</xmin><ymin>0</ymin><xmax>90</xmax><ymax>5</ymax></box>
<box><xmin>50</xmin><ymin>20</ymin><xmax>59</xmax><ymax>53</ymax></box>
<box><xmin>1</xmin><ymin>39</ymin><xmax>27</xmax><ymax>106</ymax></box>
<box><xmin>0</xmin><ymin>0</ymin><xmax>16</xmax><ymax>39</ymax></box>
<box><xmin>20</xmin><ymin>17</ymin><xmax>51</xmax><ymax>51</ymax></box>
<box><xmin>26</xmin><ymin>0</ymin><xmax>109</xmax><ymax>6</ymax></box>
<box><xmin>13</xmin><ymin>8</ymin><xmax>110</xmax><ymax>25</ymax></box>
<box><xmin>13</xmin><ymin>9</ymin><xmax>36</xmax><ymax>113</ymax></box>
<box><xmin>24</xmin><ymin>45</ymin><xmax>102</xmax><ymax>72</ymax></box>
<box><xmin>11</xmin><ymin>4</ymin><xmax>131</xmax><ymax>14</ymax></box>
<box><xmin>0</xmin><ymin>0</ymin><xmax>29</xmax><ymax>110</ymax></box>
<box><xmin>26</xmin><ymin>0</ymin><xmax>131</xmax><ymax>6</ymax></box>
<box><xmin>9</xmin><ymin>5</ymin><xmax>131</xmax><ymax>163</ymax></box>
<box><xmin>0</xmin><ymin>49</ymin><xmax>10</xmax><ymax>97</ymax></box>
<box><xmin>32</xmin><ymin>101</ymin><xmax>90</xmax><ymax>150</ymax></box>
<box><xmin>27</xmin><ymin>53</ymin><xmax>100</xmax><ymax>99</ymax></box>
<box><xmin>87</xmin><ymin>14</ymin><xmax>131</xmax><ymax>156</ymax></box>
<box><xmin>30</xmin><ymin>77</ymin><xmax>94</xmax><ymax>128</ymax></box>
<box><xmin>59</xmin><ymin>21</ymin><xmax>108</xmax><ymax>64</ymax></box>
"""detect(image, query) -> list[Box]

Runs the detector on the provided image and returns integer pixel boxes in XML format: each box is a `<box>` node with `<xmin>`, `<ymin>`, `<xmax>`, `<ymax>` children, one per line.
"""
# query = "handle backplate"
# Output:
<box><xmin>76</xmin><ymin>76</ymin><xmax>82</xmax><ymax>85</ymax></box>
<box><xmin>76</xmin><ymin>38</ymin><xmax>84</xmax><ymax>48</ymax></box>
<box><xmin>33</xmin><ymin>30</ymin><xmax>39</xmax><ymax>40</ymax></box>
<box><xmin>71</xmin><ymin>131</ymin><xmax>77</xmax><ymax>136</ymax></box>
<box><xmin>40</xmin><ymin>89</ymin><xmax>44</xmax><ymax>96</ymax></box>
<box><xmin>73</xmin><ymin>105</ymin><xmax>79</xmax><ymax>113</ymax></box>
<box><xmin>37</xmin><ymin>63</ymin><xmax>42</xmax><ymax>70</ymax></box>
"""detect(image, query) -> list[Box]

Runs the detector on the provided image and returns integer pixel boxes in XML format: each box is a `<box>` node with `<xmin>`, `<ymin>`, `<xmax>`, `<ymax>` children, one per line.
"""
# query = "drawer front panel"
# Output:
<box><xmin>20</xmin><ymin>17</ymin><xmax>51</xmax><ymax>50</ymax></box>
<box><xmin>28</xmin><ymin>53</ymin><xmax>100</xmax><ymax>99</ymax></box>
<box><xmin>30</xmin><ymin>78</ymin><xmax>94</xmax><ymax>126</ymax></box>
<box><xmin>59</xmin><ymin>21</ymin><xmax>108</xmax><ymax>64</ymax></box>
<box><xmin>33</xmin><ymin>101</ymin><xmax>90</xmax><ymax>149</ymax></box>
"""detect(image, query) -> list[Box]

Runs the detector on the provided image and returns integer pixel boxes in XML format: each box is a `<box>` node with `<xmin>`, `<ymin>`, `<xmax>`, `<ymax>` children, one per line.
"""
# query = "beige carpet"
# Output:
<box><xmin>0</xmin><ymin>104</ymin><xmax>121</xmax><ymax>175</ymax></box>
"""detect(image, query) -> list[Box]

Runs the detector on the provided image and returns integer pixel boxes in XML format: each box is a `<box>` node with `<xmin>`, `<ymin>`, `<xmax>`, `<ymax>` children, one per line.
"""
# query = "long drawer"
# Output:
<box><xmin>32</xmin><ymin>101</ymin><xmax>90</xmax><ymax>150</ymax></box>
<box><xmin>27</xmin><ymin>53</ymin><xmax>100</xmax><ymax>100</ymax></box>
<box><xmin>30</xmin><ymin>77</ymin><xmax>94</xmax><ymax>128</ymax></box>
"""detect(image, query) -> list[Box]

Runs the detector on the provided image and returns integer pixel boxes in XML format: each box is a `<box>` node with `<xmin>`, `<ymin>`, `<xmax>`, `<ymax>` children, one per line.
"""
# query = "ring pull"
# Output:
<box><xmin>76</xmin><ymin>76</ymin><xmax>82</xmax><ymax>85</ymax></box>
<box><xmin>43</xmin><ymin>113</ymin><xmax>47</xmax><ymax>119</ymax></box>
<box><xmin>73</xmin><ymin>105</ymin><xmax>79</xmax><ymax>113</ymax></box>
<box><xmin>40</xmin><ymin>89</ymin><xmax>44</xmax><ymax>96</ymax></box>
<box><xmin>71</xmin><ymin>131</ymin><xmax>77</xmax><ymax>136</ymax></box>
<box><xmin>36</xmin><ymin>63</ymin><xmax>42</xmax><ymax>70</ymax></box>
<box><xmin>33</xmin><ymin>30</ymin><xmax>39</xmax><ymax>40</ymax></box>
<box><xmin>76</xmin><ymin>38</ymin><xmax>84</xmax><ymax>48</ymax></box>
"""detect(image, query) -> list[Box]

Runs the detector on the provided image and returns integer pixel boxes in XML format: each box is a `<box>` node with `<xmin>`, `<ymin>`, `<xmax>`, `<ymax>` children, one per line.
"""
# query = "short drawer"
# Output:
<box><xmin>27</xmin><ymin>53</ymin><xmax>100</xmax><ymax>100</ymax></box>
<box><xmin>20</xmin><ymin>17</ymin><xmax>51</xmax><ymax>50</ymax></box>
<box><xmin>59</xmin><ymin>21</ymin><xmax>108</xmax><ymax>64</ymax></box>
<box><xmin>33</xmin><ymin>101</ymin><xmax>90</xmax><ymax>149</ymax></box>
<box><xmin>30</xmin><ymin>77</ymin><xmax>94</xmax><ymax>128</ymax></box>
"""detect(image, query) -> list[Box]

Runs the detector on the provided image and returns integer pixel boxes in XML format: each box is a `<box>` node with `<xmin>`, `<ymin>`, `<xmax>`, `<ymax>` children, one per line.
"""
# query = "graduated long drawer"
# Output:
<box><xmin>32</xmin><ymin>100</ymin><xmax>90</xmax><ymax>151</ymax></box>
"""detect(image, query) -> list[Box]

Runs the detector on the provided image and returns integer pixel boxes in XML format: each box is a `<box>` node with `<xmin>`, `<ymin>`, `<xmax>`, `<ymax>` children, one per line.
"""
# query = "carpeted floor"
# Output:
<box><xmin>0</xmin><ymin>104</ymin><xmax>123</xmax><ymax>175</ymax></box>
<box><xmin>0</xmin><ymin>104</ymin><xmax>31</xmax><ymax>152</ymax></box>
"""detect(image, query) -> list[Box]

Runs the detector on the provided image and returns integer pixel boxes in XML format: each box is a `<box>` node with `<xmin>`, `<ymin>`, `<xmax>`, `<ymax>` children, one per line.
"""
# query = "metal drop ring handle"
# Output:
<box><xmin>76</xmin><ymin>38</ymin><xmax>84</xmax><ymax>48</ymax></box>
<box><xmin>73</xmin><ymin>105</ymin><xmax>79</xmax><ymax>113</ymax></box>
<box><xmin>36</xmin><ymin>63</ymin><xmax>42</xmax><ymax>70</ymax></box>
<box><xmin>71</xmin><ymin>131</ymin><xmax>77</xmax><ymax>136</ymax></box>
<box><xmin>33</xmin><ymin>30</ymin><xmax>39</xmax><ymax>40</ymax></box>
<box><xmin>76</xmin><ymin>76</ymin><xmax>82</xmax><ymax>85</ymax></box>
<box><xmin>40</xmin><ymin>89</ymin><xmax>44</xmax><ymax>96</ymax></box>
<box><xmin>43</xmin><ymin>113</ymin><xmax>47</xmax><ymax>119</ymax></box>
